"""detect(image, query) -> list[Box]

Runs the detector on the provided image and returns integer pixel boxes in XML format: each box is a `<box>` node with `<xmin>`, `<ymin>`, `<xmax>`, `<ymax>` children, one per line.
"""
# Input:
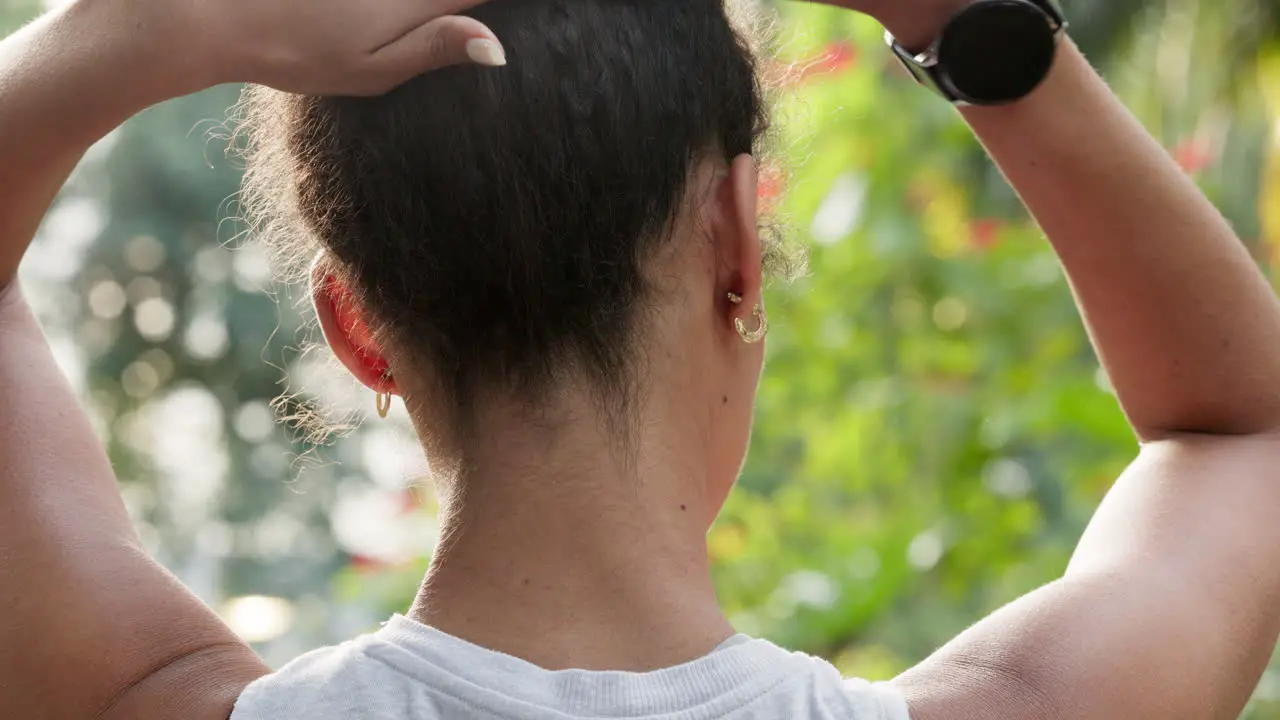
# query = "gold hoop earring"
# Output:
<box><xmin>727</xmin><ymin>293</ymin><xmax>768</xmax><ymax>344</ymax></box>
<box><xmin>375</xmin><ymin>369</ymin><xmax>393</xmax><ymax>419</ymax></box>
<box><xmin>735</xmin><ymin>305</ymin><xmax>768</xmax><ymax>344</ymax></box>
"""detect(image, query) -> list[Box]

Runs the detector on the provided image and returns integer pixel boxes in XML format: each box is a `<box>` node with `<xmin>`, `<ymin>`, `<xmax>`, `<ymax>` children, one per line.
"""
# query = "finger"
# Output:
<box><xmin>422</xmin><ymin>0</ymin><xmax>494</xmax><ymax>15</ymax></box>
<box><xmin>365</xmin><ymin>15</ymin><xmax>505</xmax><ymax>91</ymax></box>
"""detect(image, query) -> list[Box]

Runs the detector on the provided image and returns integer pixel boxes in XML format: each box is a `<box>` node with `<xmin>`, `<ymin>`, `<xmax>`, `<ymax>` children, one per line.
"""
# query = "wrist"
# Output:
<box><xmin>878</xmin><ymin>1</ymin><xmax>974</xmax><ymax>51</ymax></box>
<box><xmin>63</xmin><ymin>0</ymin><xmax>218</xmax><ymax>102</ymax></box>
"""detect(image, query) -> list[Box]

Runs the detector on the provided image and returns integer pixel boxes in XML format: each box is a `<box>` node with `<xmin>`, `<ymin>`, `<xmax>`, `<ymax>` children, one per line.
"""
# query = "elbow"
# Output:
<box><xmin>1134</xmin><ymin>400</ymin><xmax>1280</xmax><ymax>442</ymax></box>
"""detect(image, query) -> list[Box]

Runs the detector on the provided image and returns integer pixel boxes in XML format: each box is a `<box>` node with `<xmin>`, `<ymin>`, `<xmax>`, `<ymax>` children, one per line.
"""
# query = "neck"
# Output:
<box><xmin>406</xmin><ymin>390</ymin><xmax>734</xmax><ymax>672</ymax></box>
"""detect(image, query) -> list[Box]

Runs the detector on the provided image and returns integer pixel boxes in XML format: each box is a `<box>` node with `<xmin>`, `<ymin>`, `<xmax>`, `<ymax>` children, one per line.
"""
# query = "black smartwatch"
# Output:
<box><xmin>886</xmin><ymin>0</ymin><xmax>1068</xmax><ymax>106</ymax></box>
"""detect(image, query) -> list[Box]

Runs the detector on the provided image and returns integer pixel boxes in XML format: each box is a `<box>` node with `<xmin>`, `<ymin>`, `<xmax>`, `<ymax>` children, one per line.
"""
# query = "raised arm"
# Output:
<box><xmin>0</xmin><ymin>1</ymin><xmax>500</xmax><ymax>717</ymax></box>
<box><xmin>825</xmin><ymin>3</ymin><xmax>1280</xmax><ymax>720</ymax></box>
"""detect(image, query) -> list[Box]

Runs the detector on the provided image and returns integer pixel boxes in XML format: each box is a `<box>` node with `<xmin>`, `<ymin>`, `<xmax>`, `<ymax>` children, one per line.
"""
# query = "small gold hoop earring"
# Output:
<box><xmin>375</xmin><ymin>369</ymin><xmax>394</xmax><ymax>419</ymax></box>
<box><xmin>730</xmin><ymin>295</ymin><xmax>768</xmax><ymax>344</ymax></box>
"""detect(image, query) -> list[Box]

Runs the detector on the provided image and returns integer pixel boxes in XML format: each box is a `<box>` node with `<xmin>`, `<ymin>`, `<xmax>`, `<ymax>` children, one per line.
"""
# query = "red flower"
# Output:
<box><xmin>1172</xmin><ymin>137</ymin><xmax>1214</xmax><ymax>175</ymax></box>
<box><xmin>969</xmin><ymin>218</ymin><xmax>1003</xmax><ymax>250</ymax></box>
<box><xmin>758</xmin><ymin>164</ymin><xmax>786</xmax><ymax>209</ymax></box>
<box><xmin>797</xmin><ymin>41</ymin><xmax>860</xmax><ymax>83</ymax></box>
<box><xmin>348</xmin><ymin>554</ymin><xmax>388</xmax><ymax>574</ymax></box>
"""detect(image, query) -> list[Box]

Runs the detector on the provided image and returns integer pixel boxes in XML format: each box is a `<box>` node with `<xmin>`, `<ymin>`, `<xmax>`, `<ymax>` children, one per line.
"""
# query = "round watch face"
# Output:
<box><xmin>938</xmin><ymin>0</ymin><xmax>1058</xmax><ymax>105</ymax></box>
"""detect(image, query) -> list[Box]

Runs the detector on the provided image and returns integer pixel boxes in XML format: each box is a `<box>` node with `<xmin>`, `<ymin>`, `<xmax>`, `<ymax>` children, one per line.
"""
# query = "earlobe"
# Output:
<box><xmin>310</xmin><ymin>259</ymin><xmax>397</xmax><ymax>394</ymax></box>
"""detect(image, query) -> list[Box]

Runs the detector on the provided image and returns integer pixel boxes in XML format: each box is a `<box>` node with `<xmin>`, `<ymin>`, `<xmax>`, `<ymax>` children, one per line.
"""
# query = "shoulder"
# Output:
<box><xmin>744</xmin><ymin>639</ymin><xmax>912</xmax><ymax>720</ymax></box>
<box><xmin>231</xmin><ymin>635</ymin><xmax>402</xmax><ymax>720</ymax></box>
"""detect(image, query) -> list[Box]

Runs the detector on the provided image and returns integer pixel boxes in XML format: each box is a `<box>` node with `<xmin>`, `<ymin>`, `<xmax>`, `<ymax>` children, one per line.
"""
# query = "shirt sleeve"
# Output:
<box><xmin>871</xmin><ymin>681</ymin><xmax>911</xmax><ymax>720</ymax></box>
<box><xmin>842</xmin><ymin>677</ymin><xmax>912</xmax><ymax>720</ymax></box>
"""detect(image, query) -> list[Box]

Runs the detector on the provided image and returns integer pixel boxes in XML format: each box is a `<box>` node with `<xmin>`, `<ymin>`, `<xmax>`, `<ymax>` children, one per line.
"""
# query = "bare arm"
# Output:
<box><xmin>960</xmin><ymin>42</ymin><xmax>1280</xmax><ymax>441</ymax></box>
<box><xmin>0</xmin><ymin>4</ymin><xmax>184</xmax><ymax>286</ymax></box>
<box><xmin>0</xmin><ymin>1</ymin><xmax>500</xmax><ymax>716</ymax></box>
<box><xmin>859</xmin><ymin>7</ymin><xmax>1280</xmax><ymax>720</ymax></box>
<box><xmin>0</xmin><ymin>8</ymin><xmax>267</xmax><ymax>719</ymax></box>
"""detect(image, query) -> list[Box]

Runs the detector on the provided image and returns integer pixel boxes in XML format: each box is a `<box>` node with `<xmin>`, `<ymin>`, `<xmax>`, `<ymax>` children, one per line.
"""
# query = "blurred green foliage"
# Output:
<box><xmin>7</xmin><ymin>0</ymin><xmax>1280</xmax><ymax>716</ymax></box>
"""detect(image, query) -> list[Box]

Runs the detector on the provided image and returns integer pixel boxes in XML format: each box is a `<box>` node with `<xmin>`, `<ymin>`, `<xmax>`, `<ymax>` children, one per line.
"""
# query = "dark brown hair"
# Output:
<box><xmin>237</xmin><ymin>0</ymin><xmax>786</xmax><ymax>427</ymax></box>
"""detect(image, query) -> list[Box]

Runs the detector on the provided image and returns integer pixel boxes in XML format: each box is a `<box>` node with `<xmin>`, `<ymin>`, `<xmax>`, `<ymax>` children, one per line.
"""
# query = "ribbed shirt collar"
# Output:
<box><xmin>372</xmin><ymin>615</ymin><xmax>795</xmax><ymax>718</ymax></box>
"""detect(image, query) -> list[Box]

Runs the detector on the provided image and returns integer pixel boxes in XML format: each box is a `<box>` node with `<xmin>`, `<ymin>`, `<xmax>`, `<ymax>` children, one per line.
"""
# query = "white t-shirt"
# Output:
<box><xmin>232</xmin><ymin>615</ymin><xmax>911</xmax><ymax>719</ymax></box>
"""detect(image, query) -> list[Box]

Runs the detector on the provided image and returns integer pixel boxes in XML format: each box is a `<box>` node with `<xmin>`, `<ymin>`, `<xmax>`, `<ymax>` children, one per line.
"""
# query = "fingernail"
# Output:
<box><xmin>466</xmin><ymin>38</ymin><xmax>507</xmax><ymax>67</ymax></box>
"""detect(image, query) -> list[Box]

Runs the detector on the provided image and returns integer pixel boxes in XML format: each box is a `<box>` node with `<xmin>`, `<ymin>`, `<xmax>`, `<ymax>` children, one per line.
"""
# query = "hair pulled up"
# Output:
<box><xmin>235</xmin><ymin>0</ymin><xmax>790</xmax><ymax>427</ymax></box>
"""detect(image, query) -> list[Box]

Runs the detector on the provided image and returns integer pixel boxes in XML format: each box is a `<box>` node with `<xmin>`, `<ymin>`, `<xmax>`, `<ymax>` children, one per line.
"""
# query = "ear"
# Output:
<box><xmin>310</xmin><ymin>257</ymin><xmax>398</xmax><ymax>395</ymax></box>
<box><xmin>714</xmin><ymin>154</ymin><xmax>765</xmax><ymax>318</ymax></box>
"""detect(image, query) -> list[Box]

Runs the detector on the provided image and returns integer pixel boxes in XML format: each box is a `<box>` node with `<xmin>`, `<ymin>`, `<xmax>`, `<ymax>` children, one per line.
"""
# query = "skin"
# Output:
<box><xmin>2</xmin><ymin>0</ymin><xmax>1278</xmax><ymax>717</ymax></box>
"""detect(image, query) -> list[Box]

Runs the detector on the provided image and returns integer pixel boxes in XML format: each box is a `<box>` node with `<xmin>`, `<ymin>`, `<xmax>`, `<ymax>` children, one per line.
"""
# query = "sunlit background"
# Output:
<box><xmin>6</xmin><ymin>0</ymin><xmax>1280</xmax><ymax>716</ymax></box>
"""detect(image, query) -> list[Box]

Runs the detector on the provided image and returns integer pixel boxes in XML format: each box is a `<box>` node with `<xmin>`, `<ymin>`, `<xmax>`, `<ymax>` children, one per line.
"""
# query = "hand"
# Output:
<box><xmin>183</xmin><ymin>0</ymin><xmax>505</xmax><ymax>96</ymax></box>
<box><xmin>805</xmin><ymin>0</ymin><xmax>974</xmax><ymax>49</ymax></box>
